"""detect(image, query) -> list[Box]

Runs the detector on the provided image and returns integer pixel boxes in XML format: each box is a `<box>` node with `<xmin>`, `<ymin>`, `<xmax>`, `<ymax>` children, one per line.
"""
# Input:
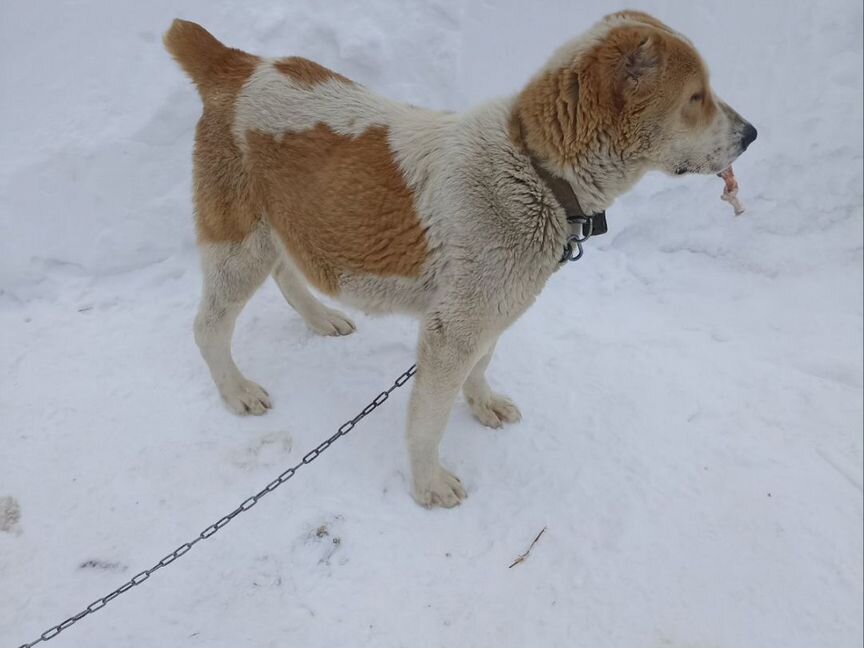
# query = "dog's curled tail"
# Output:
<box><xmin>163</xmin><ymin>19</ymin><xmax>255</xmax><ymax>101</ymax></box>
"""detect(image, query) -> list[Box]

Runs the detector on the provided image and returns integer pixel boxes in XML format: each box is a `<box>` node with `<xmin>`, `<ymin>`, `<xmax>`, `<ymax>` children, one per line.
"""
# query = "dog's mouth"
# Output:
<box><xmin>673</xmin><ymin>161</ymin><xmax>717</xmax><ymax>176</ymax></box>
<box><xmin>675</xmin><ymin>153</ymin><xmax>741</xmax><ymax>177</ymax></box>
<box><xmin>709</xmin><ymin>159</ymin><xmax>735</xmax><ymax>175</ymax></box>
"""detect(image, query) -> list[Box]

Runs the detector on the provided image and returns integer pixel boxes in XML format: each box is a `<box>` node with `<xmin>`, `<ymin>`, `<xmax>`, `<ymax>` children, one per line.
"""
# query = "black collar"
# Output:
<box><xmin>529</xmin><ymin>157</ymin><xmax>608</xmax><ymax>262</ymax></box>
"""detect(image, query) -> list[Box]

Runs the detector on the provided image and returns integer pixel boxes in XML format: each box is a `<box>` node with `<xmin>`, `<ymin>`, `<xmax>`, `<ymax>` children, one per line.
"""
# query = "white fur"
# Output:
<box><xmin>194</xmin><ymin>223</ymin><xmax>276</xmax><ymax>416</ymax></box>
<box><xmin>233</xmin><ymin>63</ymin><xmax>410</xmax><ymax>147</ymax></box>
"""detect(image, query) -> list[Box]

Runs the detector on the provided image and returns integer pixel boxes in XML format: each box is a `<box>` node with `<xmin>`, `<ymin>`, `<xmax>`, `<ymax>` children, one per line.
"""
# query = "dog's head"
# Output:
<box><xmin>514</xmin><ymin>11</ymin><xmax>756</xmax><ymax>186</ymax></box>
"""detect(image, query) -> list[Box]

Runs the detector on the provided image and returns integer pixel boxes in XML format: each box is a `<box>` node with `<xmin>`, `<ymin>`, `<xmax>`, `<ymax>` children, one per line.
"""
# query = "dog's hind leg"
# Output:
<box><xmin>271</xmin><ymin>256</ymin><xmax>356</xmax><ymax>336</ymax></box>
<box><xmin>194</xmin><ymin>224</ymin><xmax>276</xmax><ymax>415</ymax></box>
<box><xmin>462</xmin><ymin>341</ymin><xmax>522</xmax><ymax>428</ymax></box>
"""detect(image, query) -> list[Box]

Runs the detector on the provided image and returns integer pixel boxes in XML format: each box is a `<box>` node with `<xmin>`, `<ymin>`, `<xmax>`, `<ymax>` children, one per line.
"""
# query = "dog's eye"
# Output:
<box><xmin>690</xmin><ymin>92</ymin><xmax>704</xmax><ymax>103</ymax></box>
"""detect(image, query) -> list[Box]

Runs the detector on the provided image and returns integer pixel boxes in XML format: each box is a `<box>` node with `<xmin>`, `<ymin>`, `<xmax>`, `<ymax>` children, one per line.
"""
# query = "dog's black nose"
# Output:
<box><xmin>741</xmin><ymin>123</ymin><xmax>758</xmax><ymax>150</ymax></box>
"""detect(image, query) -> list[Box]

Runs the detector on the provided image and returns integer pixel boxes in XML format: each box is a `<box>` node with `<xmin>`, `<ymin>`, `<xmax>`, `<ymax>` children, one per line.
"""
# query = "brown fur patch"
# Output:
<box><xmin>511</xmin><ymin>66</ymin><xmax>580</xmax><ymax>166</ymax></box>
<box><xmin>193</xmin><ymin>105</ymin><xmax>261</xmax><ymax>244</ymax></box>
<box><xmin>274</xmin><ymin>57</ymin><xmax>352</xmax><ymax>88</ymax></box>
<box><xmin>164</xmin><ymin>20</ymin><xmax>262</xmax><ymax>244</ymax></box>
<box><xmin>245</xmin><ymin>124</ymin><xmax>428</xmax><ymax>295</ymax></box>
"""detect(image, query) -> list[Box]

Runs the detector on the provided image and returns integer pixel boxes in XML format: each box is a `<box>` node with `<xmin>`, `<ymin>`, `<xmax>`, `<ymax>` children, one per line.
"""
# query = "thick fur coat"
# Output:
<box><xmin>164</xmin><ymin>11</ymin><xmax>756</xmax><ymax>507</ymax></box>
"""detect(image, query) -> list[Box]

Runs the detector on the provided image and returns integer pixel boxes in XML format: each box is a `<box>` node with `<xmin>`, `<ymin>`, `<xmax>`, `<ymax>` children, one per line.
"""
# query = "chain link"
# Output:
<box><xmin>17</xmin><ymin>364</ymin><xmax>417</xmax><ymax>648</ymax></box>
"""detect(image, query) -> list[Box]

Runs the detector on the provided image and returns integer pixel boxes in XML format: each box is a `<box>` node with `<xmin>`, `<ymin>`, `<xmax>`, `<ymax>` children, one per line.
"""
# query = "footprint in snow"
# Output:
<box><xmin>0</xmin><ymin>496</ymin><xmax>21</xmax><ymax>535</ymax></box>
<box><xmin>294</xmin><ymin>515</ymin><xmax>346</xmax><ymax>567</ymax></box>
<box><xmin>78</xmin><ymin>559</ymin><xmax>127</xmax><ymax>573</ymax></box>
<box><xmin>229</xmin><ymin>430</ymin><xmax>294</xmax><ymax>470</ymax></box>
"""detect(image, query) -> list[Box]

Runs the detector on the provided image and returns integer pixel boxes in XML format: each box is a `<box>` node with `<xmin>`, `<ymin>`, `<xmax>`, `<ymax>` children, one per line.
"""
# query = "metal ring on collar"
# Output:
<box><xmin>569</xmin><ymin>216</ymin><xmax>593</xmax><ymax>243</ymax></box>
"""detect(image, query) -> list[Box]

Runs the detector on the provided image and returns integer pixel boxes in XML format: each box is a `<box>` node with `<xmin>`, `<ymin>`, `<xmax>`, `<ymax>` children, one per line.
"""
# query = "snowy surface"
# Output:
<box><xmin>1</xmin><ymin>1</ymin><xmax>862</xmax><ymax>647</ymax></box>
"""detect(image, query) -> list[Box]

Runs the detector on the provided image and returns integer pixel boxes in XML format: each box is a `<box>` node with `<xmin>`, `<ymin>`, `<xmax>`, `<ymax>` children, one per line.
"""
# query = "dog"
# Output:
<box><xmin>164</xmin><ymin>11</ymin><xmax>756</xmax><ymax>508</ymax></box>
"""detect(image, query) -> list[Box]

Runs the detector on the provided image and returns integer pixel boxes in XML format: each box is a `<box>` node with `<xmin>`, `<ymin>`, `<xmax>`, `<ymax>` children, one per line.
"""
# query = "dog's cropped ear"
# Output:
<box><xmin>620</xmin><ymin>32</ymin><xmax>662</xmax><ymax>95</ymax></box>
<box><xmin>590</xmin><ymin>26</ymin><xmax>665</xmax><ymax>113</ymax></box>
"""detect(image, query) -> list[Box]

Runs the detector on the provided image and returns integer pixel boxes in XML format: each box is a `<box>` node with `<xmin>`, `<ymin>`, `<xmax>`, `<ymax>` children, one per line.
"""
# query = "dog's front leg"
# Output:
<box><xmin>407</xmin><ymin>319</ymin><xmax>487</xmax><ymax>508</ymax></box>
<box><xmin>462</xmin><ymin>341</ymin><xmax>522</xmax><ymax>429</ymax></box>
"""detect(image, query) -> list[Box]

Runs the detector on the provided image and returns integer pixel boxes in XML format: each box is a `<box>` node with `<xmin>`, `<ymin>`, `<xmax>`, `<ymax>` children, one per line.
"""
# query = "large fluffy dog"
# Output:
<box><xmin>164</xmin><ymin>11</ymin><xmax>756</xmax><ymax>507</ymax></box>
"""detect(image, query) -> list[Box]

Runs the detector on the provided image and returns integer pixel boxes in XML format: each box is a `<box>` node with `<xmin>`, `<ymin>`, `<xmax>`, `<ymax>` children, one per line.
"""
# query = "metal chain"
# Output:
<box><xmin>17</xmin><ymin>364</ymin><xmax>417</xmax><ymax>648</ymax></box>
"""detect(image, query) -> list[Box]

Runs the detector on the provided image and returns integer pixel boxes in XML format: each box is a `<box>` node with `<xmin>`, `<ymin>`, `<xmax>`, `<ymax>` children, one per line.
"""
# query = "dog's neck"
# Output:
<box><xmin>508</xmin><ymin>111</ymin><xmax>644</xmax><ymax>214</ymax></box>
<box><xmin>528</xmin><ymin>155</ymin><xmax>596</xmax><ymax>221</ymax></box>
<box><xmin>508</xmin><ymin>98</ymin><xmax>647</xmax><ymax>216</ymax></box>
<box><xmin>558</xmin><ymin>151</ymin><xmax>647</xmax><ymax>211</ymax></box>
<box><xmin>554</xmin><ymin>155</ymin><xmax>646</xmax><ymax>216</ymax></box>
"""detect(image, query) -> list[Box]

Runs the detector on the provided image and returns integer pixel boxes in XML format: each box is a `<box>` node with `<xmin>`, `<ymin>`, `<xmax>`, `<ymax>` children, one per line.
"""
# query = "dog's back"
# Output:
<box><xmin>164</xmin><ymin>20</ymin><xmax>432</xmax><ymax>296</ymax></box>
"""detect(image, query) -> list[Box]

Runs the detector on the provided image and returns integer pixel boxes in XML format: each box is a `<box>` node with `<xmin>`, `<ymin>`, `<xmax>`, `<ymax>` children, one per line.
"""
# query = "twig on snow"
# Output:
<box><xmin>508</xmin><ymin>526</ymin><xmax>547</xmax><ymax>568</ymax></box>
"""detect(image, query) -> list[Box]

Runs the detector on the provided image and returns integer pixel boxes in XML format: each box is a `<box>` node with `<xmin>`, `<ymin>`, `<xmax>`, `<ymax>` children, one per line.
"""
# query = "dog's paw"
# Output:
<box><xmin>306</xmin><ymin>307</ymin><xmax>356</xmax><ymax>337</ymax></box>
<box><xmin>467</xmin><ymin>392</ymin><xmax>522</xmax><ymax>429</ymax></box>
<box><xmin>412</xmin><ymin>468</ymin><xmax>467</xmax><ymax>508</ymax></box>
<box><xmin>221</xmin><ymin>379</ymin><xmax>272</xmax><ymax>416</ymax></box>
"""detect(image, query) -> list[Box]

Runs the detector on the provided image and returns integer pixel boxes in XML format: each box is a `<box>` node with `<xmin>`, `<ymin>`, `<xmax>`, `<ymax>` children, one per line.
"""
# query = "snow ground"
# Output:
<box><xmin>1</xmin><ymin>1</ymin><xmax>862</xmax><ymax>647</ymax></box>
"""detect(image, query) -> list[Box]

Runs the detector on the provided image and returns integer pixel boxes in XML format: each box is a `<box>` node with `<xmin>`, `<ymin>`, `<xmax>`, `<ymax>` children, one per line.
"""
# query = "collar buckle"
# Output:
<box><xmin>569</xmin><ymin>215</ymin><xmax>593</xmax><ymax>242</ymax></box>
<box><xmin>560</xmin><ymin>212</ymin><xmax>606</xmax><ymax>263</ymax></box>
